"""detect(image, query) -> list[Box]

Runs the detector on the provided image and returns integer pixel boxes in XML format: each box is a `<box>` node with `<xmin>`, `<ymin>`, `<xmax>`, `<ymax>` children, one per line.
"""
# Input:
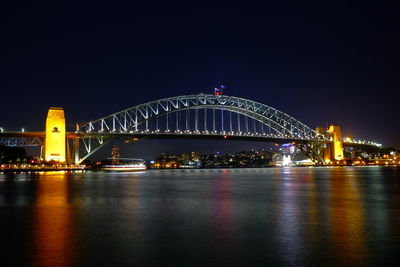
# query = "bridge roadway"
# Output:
<box><xmin>0</xmin><ymin>131</ymin><xmax>79</xmax><ymax>138</ymax></box>
<box><xmin>86</xmin><ymin>131</ymin><xmax>330</xmax><ymax>144</ymax></box>
<box><xmin>0</xmin><ymin>131</ymin><xmax>327</xmax><ymax>144</ymax></box>
<box><xmin>1</xmin><ymin>130</ymin><xmax>380</xmax><ymax>147</ymax></box>
<box><xmin>0</xmin><ymin>131</ymin><xmax>79</xmax><ymax>146</ymax></box>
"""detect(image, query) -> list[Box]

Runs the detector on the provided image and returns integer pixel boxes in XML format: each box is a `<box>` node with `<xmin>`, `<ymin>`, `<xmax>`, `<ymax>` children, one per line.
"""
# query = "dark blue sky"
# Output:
<box><xmin>1</xmin><ymin>2</ymin><xmax>397</xmax><ymax>157</ymax></box>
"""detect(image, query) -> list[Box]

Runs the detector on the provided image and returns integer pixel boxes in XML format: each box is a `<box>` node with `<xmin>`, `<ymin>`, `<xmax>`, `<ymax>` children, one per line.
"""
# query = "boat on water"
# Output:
<box><xmin>100</xmin><ymin>158</ymin><xmax>147</xmax><ymax>171</ymax></box>
<box><xmin>100</xmin><ymin>164</ymin><xmax>146</xmax><ymax>171</ymax></box>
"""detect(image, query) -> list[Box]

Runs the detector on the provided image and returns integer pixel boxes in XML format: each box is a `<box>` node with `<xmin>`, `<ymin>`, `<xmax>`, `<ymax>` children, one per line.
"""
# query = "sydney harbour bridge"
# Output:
<box><xmin>0</xmin><ymin>93</ymin><xmax>381</xmax><ymax>165</ymax></box>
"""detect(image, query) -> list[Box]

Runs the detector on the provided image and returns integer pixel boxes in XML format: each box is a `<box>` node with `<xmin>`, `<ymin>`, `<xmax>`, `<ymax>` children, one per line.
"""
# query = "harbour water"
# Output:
<box><xmin>1</xmin><ymin>167</ymin><xmax>399</xmax><ymax>266</ymax></box>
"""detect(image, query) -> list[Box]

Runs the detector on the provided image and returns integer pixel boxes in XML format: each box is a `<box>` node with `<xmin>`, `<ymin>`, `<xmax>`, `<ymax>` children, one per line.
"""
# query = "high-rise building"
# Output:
<box><xmin>111</xmin><ymin>145</ymin><xmax>120</xmax><ymax>165</ymax></box>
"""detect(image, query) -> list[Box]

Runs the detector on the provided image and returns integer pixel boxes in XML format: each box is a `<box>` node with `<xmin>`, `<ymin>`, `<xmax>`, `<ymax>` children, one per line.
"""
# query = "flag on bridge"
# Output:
<box><xmin>214</xmin><ymin>85</ymin><xmax>225</xmax><ymax>95</ymax></box>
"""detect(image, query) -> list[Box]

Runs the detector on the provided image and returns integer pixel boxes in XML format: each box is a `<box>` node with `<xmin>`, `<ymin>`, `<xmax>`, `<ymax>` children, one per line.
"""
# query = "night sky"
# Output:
<box><xmin>0</xmin><ymin>3</ymin><xmax>397</xmax><ymax>158</ymax></box>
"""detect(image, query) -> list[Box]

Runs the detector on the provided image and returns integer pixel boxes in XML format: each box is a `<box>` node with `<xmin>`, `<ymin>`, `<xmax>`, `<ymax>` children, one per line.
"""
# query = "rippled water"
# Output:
<box><xmin>1</xmin><ymin>167</ymin><xmax>400</xmax><ymax>266</ymax></box>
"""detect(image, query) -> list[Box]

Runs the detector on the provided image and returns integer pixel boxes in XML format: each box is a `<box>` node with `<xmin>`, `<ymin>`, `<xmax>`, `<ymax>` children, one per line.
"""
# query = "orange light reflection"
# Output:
<box><xmin>31</xmin><ymin>172</ymin><xmax>74</xmax><ymax>267</ymax></box>
<box><xmin>329</xmin><ymin>168</ymin><xmax>367</xmax><ymax>265</ymax></box>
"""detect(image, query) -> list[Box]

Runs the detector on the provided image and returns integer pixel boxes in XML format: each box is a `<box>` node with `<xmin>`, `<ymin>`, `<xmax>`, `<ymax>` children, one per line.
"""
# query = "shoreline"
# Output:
<box><xmin>0</xmin><ymin>168</ymin><xmax>86</xmax><ymax>173</ymax></box>
<box><xmin>1</xmin><ymin>164</ymin><xmax>398</xmax><ymax>174</ymax></box>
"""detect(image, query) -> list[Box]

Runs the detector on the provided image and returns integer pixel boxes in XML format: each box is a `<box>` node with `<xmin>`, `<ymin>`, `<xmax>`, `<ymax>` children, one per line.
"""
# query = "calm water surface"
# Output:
<box><xmin>1</xmin><ymin>167</ymin><xmax>400</xmax><ymax>266</ymax></box>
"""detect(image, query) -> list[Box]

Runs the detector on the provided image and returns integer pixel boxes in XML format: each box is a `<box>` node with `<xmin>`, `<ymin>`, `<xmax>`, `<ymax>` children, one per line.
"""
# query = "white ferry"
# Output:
<box><xmin>100</xmin><ymin>158</ymin><xmax>146</xmax><ymax>171</ymax></box>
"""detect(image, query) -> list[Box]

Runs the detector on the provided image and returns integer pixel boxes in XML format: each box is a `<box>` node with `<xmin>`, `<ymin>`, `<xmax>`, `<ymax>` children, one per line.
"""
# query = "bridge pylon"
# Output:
<box><xmin>315</xmin><ymin>125</ymin><xmax>344</xmax><ymax>164</ymax></box>
<box><xmin>45</xmin><ymin>107</ymin><xmax>66</xmax><ymax>162</ymax></box>
<box><xmin>329</xmin><ymin>125</ymin><xmax>344</xmax><ymax>161</ymax></box>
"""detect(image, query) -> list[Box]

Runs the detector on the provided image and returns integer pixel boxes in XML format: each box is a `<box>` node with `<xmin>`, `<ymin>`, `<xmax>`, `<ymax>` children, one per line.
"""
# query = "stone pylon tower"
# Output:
<box><xmin>315</xmin><ymin>125</ymin><xmax>344</xmax><ymax>163</ymax></box>
<box><xmin>45</xmin><ymin>107</ymin><xmax>66</xmax><ymax>162</ymax></box>
<box><xmin>329</xmin><ymin>125</ymin><xmax>344</xmax><ymax>161</ymax></box>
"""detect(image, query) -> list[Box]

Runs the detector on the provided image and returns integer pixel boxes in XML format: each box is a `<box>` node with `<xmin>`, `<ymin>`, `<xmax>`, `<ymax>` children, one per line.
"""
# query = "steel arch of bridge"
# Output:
<box><xmin>80</xmin><ymin>94</ymin><xmax>318</xmax><ymax>138</ymax></box>
<box><xmin>76</xmin><ymin>94</ymin><xmax>326</xmax><ymax>163</ymax></box>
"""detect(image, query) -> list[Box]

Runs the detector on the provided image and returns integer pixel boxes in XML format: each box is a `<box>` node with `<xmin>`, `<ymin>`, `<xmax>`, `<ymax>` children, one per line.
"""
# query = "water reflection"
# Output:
<box><xmin>274</xmin><ymin>167</ymin><xmax>370</xmax><ymax>265</ymax></box>
<box><xmin>214</xmin><ymin>169</ymin><xmax>232</xmax><ymax>234</ymax></box>
<box><xmin>0</xmin><ymin>167</ymin><xmax>399</xmax><ymax>266</ymax></box>
<box><xmin>276</xmin><ymin>168</ymin><xmax>305</xmax><ymax>264</ymax></box>
<box><xmin>31</xmin><ymin>171</ymin><xmax>74</xmax><ymax>267</ymax></box>
<box><xmin>306</xmin><ymin>167</ymin><xmax>318</xmax><ymax>232</ymax></box>
<box><xmin>328</xmin><ymin>168</ymin><xmax>367</xmax><ymax>265</ymax></box>
<box><xmin>211</xmin><ymin>169</ymin><xmax>237</xmax><ymax>266</ymax></box>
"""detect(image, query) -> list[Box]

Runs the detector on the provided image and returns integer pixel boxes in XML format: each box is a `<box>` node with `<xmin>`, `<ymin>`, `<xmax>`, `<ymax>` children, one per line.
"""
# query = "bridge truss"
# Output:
<box><xmin>77</xmin><ymin>94</ymin><xmax>327</xmax><ymax>163</ymax></box>
<box><xmin>0</xmin><ymin>136</ymin><xmax>43</xmax><ymax>147</ymax></box>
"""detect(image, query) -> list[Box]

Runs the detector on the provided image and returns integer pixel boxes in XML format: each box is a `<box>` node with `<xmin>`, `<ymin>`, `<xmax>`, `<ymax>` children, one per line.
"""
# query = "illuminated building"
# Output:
<box><xmin>111</xmin><ymin>145</ymin><xmax>120</xmax><ymax>165</ymax></box>
<box><xmin>45</xmin><ymin>107</ymin><xmax>66</xmax><ymax>162</ymax></box>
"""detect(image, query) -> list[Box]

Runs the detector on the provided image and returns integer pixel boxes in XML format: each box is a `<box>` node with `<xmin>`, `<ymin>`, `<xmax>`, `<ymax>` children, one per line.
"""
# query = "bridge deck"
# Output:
<box><xmin>0</xmin><ymin>131</ymin><xmax>80</xmax><ymax>138</ymax></box>
<box><xmin>0</xmin><ymin>131</ymin><xmax>375</xmax><ymax>147</ymax></box>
